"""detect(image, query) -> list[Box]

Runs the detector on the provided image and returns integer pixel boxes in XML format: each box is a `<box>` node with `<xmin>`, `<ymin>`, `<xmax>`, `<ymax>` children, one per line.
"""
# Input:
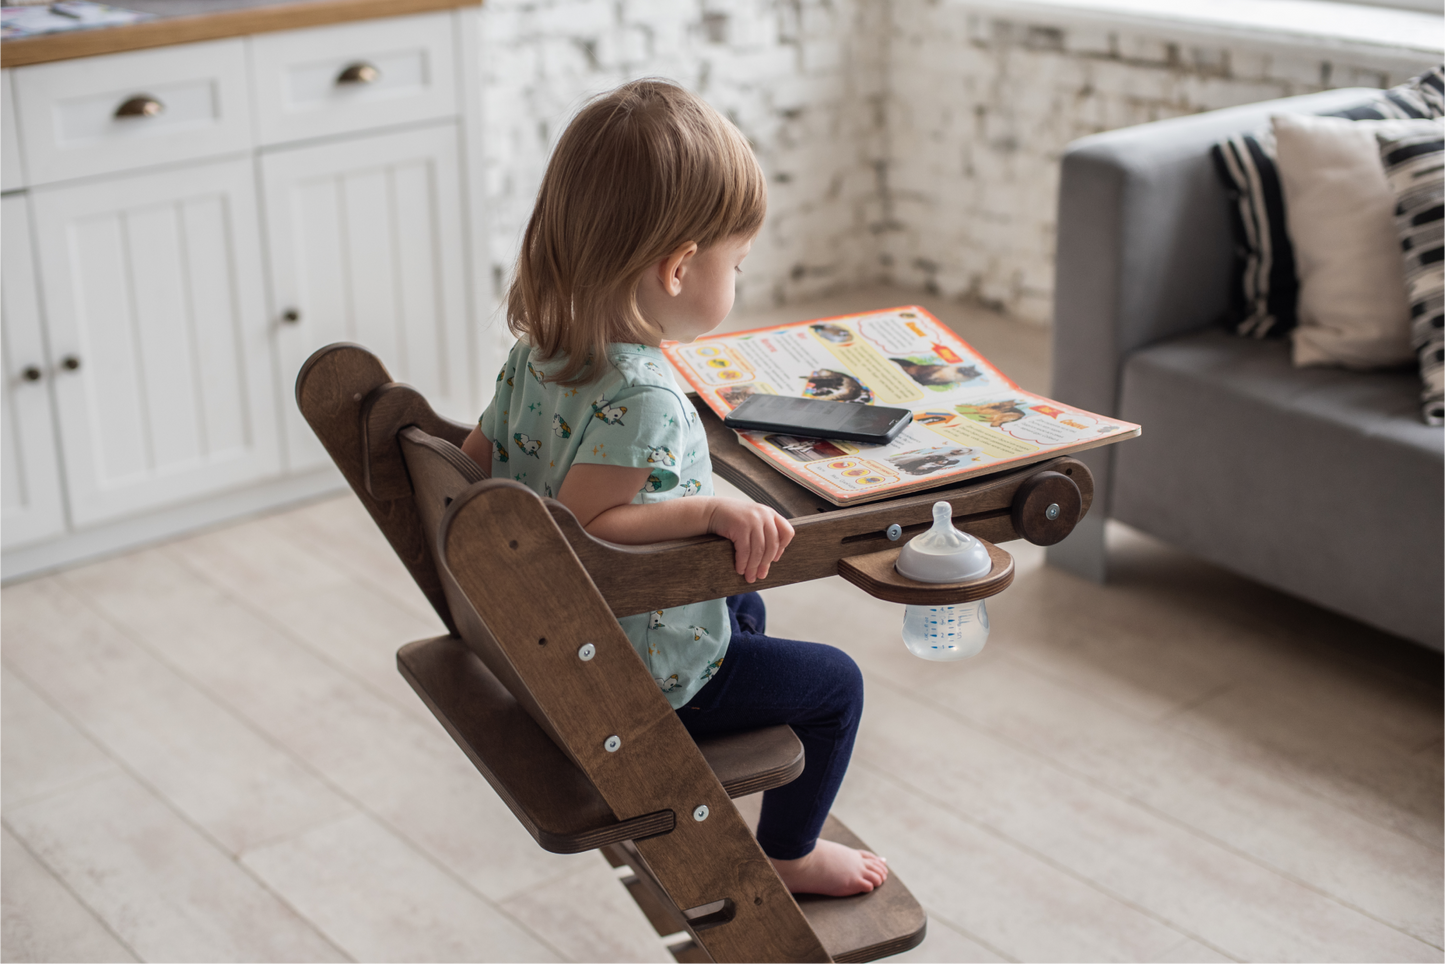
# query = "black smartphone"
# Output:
<box><xmin>723</xmin><ymin>394</ymin><xmax>912</xmax><ymax>444</ymax></box>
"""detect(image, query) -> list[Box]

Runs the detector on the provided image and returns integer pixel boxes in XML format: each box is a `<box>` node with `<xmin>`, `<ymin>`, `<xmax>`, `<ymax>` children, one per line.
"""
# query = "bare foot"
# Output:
<box><xmin>769</xmin><ymin>840</ymin><xmax>889</xmax><ymax>897</ymax></box>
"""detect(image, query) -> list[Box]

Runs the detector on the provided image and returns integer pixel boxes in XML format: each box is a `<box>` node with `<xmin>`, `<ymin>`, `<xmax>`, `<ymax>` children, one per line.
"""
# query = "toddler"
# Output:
<box><xmin>461</xmin><ymin>79</ymin><xmax>886</xmax><ymax>898</ymax></box>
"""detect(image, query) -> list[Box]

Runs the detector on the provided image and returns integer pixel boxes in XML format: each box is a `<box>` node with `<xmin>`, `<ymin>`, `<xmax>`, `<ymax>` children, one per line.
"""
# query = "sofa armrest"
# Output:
<box><xmin>1050</xmin><ymin>87</ymin><xmax>1380</xmax><ymax>419</ymax></box>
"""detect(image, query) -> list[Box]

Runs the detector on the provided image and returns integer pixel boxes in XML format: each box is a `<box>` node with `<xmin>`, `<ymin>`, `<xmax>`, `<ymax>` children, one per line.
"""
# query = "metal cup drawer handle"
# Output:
<box><xmin>336</xmin><ymin>62</ymin><xmax>381</xmax><ymax>86</ymax></box>
<box><xmin>115</xmin><ymin>95</ymin><xmax>164</xmax><ymax>119</ymax></box>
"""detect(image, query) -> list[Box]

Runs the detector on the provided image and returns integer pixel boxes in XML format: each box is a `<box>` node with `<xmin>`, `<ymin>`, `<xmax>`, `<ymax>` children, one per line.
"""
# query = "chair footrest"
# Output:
<box><xmin>798</xmin><ymin>815</ymin><xmax>927</xmax><ymax>963</ymax></box>
<box><xmin>606</xmin><ymin>806</ymin><xmax>926</xmax><ymax>964</ymax></box>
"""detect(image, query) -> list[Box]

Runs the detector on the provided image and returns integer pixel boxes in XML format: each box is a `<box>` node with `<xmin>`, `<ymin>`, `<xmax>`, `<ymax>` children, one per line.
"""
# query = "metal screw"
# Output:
<box><xmin>1045</xmin><ymin>503</ymin><xmax>1061</xmax><ymax>521</ymax></box>
<box><xmin>886</xmin><ymin>523</ymin><xmax>902</xmax><ymax>541</ymax></box>
<box><xmin>692</xmin><ymin>805</ymin><xmax>709</xmax><ymax>822</ymax></box>
<box><xmin>578</xmin><ymin>643</ymin><xmax>596</xmax><ymax>661</ymax></box>
<box><xmin>604</xmin><ymin>735</ymin><xmax>621</xmax><ymax>753</ymax></box>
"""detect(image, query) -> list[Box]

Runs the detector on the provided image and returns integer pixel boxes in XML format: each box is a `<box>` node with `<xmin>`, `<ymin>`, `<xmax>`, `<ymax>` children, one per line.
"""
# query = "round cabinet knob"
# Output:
<box><xmin>336</xmin><ymin>62</ymin><xmax>380</xmax><ymax>85</ymax></box>
<box><xmin>115</xmin><ymin>95</ymin><xmax>164</xmax><ymax>119</ymax></box>
<box><xmin>1010</xmin><ymin>470</ymin><xmax>1082</xmax><ymax>546</ymax></box>
<box><xmin>21</xmin><ymin>366</ymin><xmax>41</xmax><ymax>382</ymax></box>
<box><xmin>60</xmin><ymin>356</ymin><xmax>81</xmax><ymax>372</ymax></box>
<box><xmin>281</xmin><ymin>308</ymin><xmax>301</xmax><ymax>325</ymax></box>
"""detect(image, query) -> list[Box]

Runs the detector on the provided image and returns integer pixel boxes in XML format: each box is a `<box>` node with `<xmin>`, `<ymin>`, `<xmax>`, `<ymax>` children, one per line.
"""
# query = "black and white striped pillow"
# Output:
<box><xmin>1379</xmin><ymin>123</ymin><xmax>1445</xmax><ymax>425</ymax></box>
<box><xmin>1212</xmin><ymin>66</ymin><xmax>1445</xmax><ymax>338</ymax></box>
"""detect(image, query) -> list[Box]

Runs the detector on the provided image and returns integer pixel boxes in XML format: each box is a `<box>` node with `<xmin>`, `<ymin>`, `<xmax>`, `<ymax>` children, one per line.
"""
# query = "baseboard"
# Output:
<box><xmin>1</xmin><ymin>467</ymin><xmax>348</xmax><ymax>584</ymax></box>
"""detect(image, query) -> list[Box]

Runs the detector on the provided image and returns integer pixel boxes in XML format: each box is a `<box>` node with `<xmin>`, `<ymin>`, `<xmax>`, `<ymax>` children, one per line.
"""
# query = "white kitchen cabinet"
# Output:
<box><xmin>2</xmin><ymin>194</ymin><xmax>66</xmax><ymax>549</ymax></box>
<box><xmin>30</xmin><ymin>158</ymin><xmax>280</xmax><ymax>527</ymax></box>
<box><xmin>262</xmin><ymin>122</ymin><xmax>473</xmax><ymax>472</ymax></box>
<box><xmin>1</xmin><ymin>6</ymin><xmax>487</xmax><ymax>580</ymax></box>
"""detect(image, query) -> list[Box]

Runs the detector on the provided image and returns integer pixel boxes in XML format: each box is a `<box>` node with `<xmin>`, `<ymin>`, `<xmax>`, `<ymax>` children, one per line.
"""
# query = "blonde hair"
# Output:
<box><xmin>507</xmin><ymin>79</ymin><xmax>767</xmax><ymax>385</ymax></box>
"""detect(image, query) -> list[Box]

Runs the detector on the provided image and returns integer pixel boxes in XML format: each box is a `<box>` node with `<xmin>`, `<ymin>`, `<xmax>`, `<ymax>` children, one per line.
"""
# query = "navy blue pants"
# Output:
<box><xmin>675</xmin><ymin>593</ymin><xmax>864</xmax><ymax>860</ymax></box>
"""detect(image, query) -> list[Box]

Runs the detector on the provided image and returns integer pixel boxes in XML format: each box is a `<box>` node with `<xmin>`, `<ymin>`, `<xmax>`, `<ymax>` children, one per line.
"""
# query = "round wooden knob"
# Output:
<box><xmin>1010</xmin><ymin>470</ymin><xmax>1082</xmax><ymax>546</ymax></box>
<box><xmin>281</xmin><ymin>308</ymin><xmax>301</xmax><ymax>324</ymax></box>
<box><xmin>21</xmin><ymin>365</ymin><xmax>41</xmax><ymax>382</ymax></box>
<box><xmin>60</xmin><ymin>356</ymin><xmax>81</xmax><ymax>372</ymax></box>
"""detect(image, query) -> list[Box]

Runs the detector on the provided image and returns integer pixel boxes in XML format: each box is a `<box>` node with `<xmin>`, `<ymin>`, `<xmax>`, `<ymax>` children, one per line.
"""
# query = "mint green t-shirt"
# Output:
<box><xmin>479</xmin><ymin>340</ymin><xmax>729</xmax><ymax>709</ymax></box>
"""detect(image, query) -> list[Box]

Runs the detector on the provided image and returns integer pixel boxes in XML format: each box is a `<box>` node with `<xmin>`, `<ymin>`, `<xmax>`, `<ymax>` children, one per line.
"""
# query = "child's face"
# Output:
<box><xmin>641</xmin><ymin>233</ymin><xmax>754</xmax><ymax>344</ymax></box>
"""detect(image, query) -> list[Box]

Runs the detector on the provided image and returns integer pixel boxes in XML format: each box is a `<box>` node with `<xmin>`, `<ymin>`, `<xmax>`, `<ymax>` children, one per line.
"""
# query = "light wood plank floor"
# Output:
<box><xmin>4</xmin><ymin>289</ymin><xmax>1441</xmax><ymax>963</ymax></box>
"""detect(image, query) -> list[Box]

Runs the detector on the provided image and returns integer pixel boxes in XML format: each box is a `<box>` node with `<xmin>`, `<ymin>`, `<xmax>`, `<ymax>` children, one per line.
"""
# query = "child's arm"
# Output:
<box><xmin>559</xmin><ymin>463</ymin><xmax>794</xmax><ymax>583</ymax></box>
<box><xmin>461</xmin><ymin>427</ymin><xmax>492</xmax><ymax>478</ymax></box>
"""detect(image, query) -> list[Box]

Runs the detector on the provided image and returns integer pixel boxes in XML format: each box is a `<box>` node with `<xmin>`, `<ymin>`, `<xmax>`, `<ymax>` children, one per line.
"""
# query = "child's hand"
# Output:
<box><xmin>707</xmin><ymin>499</ymin><xmax>795</xmax><ymax>583</ymax></box>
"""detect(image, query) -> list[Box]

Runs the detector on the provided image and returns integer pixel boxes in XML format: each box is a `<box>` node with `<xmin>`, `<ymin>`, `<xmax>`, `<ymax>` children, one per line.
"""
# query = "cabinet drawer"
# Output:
<box><xmin>251</xmin><ymin>11</ymin><xmax>457</xmax><ymax>147</ymax></box>
<box><xmin>13</xmin><ymin>39</ymin><xmax>252</xmax><ymax>186</ymax></box>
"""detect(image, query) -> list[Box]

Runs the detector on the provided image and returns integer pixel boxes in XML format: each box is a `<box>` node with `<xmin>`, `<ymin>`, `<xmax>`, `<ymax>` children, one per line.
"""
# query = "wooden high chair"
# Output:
<box><xmin>297</xmin><ymin>343</ymin><xmax>1093</xmax><ymax>963</ymax></box>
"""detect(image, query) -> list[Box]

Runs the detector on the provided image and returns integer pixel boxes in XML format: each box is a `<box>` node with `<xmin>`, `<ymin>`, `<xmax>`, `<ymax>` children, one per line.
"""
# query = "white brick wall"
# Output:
<box><xmin>477</xmin><ymin>0</ymin><xmax>886</xmax><ymax>318</ymax></box>
<box><xmin>476</xmin><ymin>0</ymin><xmax>1440</xmax><ymax>327</ymax></box>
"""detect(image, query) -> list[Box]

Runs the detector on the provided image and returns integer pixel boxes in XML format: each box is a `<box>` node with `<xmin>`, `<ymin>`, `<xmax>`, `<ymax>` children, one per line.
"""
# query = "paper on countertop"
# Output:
<box><xmin>3</xmin><ymin>2</ymin><xmax>153</xmax><ymax>39</ymax></box>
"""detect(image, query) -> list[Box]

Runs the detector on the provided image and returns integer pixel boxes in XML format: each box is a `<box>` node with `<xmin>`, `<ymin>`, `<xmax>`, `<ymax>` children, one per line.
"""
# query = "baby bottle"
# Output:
<box><xmin>895</xmin><ymin>501</ymin><xmax>992</xmax><ymax>660</ymax></box>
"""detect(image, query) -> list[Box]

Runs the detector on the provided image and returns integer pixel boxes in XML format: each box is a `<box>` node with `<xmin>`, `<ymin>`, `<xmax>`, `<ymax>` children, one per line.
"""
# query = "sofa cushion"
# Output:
<box><xmin>1377</xmin><ymin>123</ymin><xmax>1445</xmax><ymax>426</ymax></box>
<box><xmin>1273</xmin><ymin>114</ymin><xmax>1423</xmax><ymax>370</ymax></box>
<box><xmin>1113</xmin><ymin>328</ymin><xmax>1442</xmax><ymax>647</ymax></box>
<box><xmin>1210</xmin><ymin>66</ymin><xmax>1445</xmax><ymax>339</ymax></box>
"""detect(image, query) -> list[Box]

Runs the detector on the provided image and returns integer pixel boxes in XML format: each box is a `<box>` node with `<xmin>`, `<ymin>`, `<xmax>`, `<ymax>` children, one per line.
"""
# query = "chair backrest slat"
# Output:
<box><xmin>396</xmin><ymin>428</ymin><xmax>587</xmax><ymax>766</ymax></box>
<box><xmin>295</xmin><ymin>345</ymin><xmax>465</xmax><ymax>635</ymax></box>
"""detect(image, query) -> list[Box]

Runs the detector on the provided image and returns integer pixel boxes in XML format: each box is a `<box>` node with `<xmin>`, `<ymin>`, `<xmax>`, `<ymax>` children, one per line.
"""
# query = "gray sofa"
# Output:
<box><xmin>1046</xmin><ymin>89</ymin><xmax>1444</xmax><ymax>650</ymax></box>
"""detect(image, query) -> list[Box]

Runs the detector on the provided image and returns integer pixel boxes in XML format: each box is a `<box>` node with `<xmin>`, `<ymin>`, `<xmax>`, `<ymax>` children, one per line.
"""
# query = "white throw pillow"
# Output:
<box><xmin>1272</xmin><ymin>113</ymin><xmax>1428</xmax><ymax>369</ymax></box>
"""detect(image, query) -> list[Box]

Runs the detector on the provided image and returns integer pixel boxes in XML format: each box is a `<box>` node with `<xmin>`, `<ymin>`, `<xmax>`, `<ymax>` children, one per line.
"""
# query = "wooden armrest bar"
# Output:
<box><xmin>301</xmin><ymin>343</ymin><xmax>1090</xmax><ymax>630</ymax></box>
<box><xmin>542</xmin><ymin>455</ymin><xmax>1082</xmax><ymax>616</ymax></box>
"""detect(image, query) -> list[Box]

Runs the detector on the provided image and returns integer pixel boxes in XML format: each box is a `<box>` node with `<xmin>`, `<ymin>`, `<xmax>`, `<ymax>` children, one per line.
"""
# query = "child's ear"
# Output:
<box><xmin>660</xmin><ymin>242</ymin><xmax>699</xmax><ymax>296</ymax></box>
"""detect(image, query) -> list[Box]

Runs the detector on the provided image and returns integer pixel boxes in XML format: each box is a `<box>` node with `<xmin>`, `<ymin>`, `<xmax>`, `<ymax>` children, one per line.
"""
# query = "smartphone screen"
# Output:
<box><xmin>723</xmin><ymin>394</ymin><xmax>912</xmax><ymax>444</ymax></box>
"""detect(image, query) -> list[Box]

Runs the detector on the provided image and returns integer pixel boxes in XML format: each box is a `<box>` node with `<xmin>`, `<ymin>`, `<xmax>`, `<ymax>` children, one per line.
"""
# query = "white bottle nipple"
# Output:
<box><xmin>896</xmin><ymin>501</ymin><xmax>993</xmax><ymax>661</ymax></box>
<box><xmin>895</xmin><ymin>501</ymin><xmax>991</xmax><ymax>583</ymax></box>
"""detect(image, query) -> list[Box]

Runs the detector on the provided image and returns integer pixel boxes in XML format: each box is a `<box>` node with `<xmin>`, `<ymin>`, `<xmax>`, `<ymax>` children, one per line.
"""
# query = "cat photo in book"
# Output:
<box><xmin>890</xmin><ymin>357</ymin><xmax>983</xmax><ymax>389</ymax></box>
<box><xmin>887</xmin><ymin>446</ymin><xmax>983</xmax><ymax>477</ymax></box>
<box><xmin>801</xmin><ymin>369</ymin><xmax>874</xmax><ymax>404</ymax></box>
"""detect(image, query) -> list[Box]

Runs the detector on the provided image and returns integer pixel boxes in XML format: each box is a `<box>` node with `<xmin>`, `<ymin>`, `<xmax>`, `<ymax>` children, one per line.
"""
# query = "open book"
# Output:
<box><xmin>663</xmin><ymin>306</ymin><xmax>1140</xmax><ymax>506</ymax></box>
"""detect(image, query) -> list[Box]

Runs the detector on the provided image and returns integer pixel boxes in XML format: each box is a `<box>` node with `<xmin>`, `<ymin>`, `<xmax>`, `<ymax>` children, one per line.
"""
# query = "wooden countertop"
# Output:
<box><xmin>1</xmin><ymin>0</ymin><xmax>482</xmax><ymax>67</ymax></box>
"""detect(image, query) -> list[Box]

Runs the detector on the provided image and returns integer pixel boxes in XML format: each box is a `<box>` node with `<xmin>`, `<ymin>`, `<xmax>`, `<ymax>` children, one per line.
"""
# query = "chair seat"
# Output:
<box><xmin>397</xmin><ymin>635</ymin><xmax>806</xmax><ymax>854</ymax></box>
